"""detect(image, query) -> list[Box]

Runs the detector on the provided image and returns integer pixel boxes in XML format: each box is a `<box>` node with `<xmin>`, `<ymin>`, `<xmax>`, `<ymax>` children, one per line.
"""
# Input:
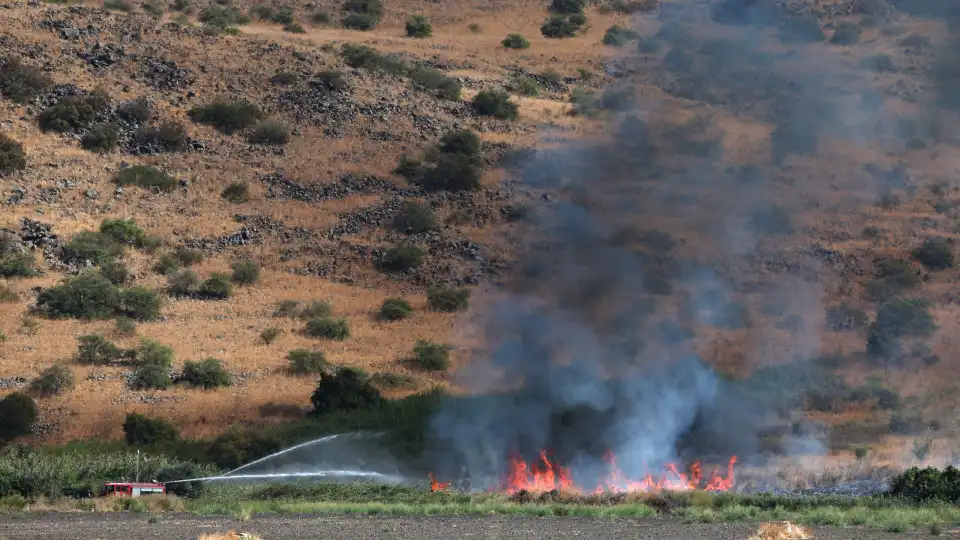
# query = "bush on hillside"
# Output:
<box><xmin>379</xmin><ymin>298</ymin><xmax>413</xmax><ymax>321</ymax></box>
<box><xmin>471</xmin><ymin>89</ymin><xmax>519</xmax><ymax>120</ymax></box>
<box><xmin>0</xmin><ymin>393</ymin><xmax>36</xmax><ymax>443</ymax></box>
<box><xmin>299</xmin><ymin>300</ymin><xmax>333</xmax><ymax>319</ymax></box>
<box><xmin>287</xmin><ymin>349</ymin><xmax>328</xmax><ymax>375</ymax></box>
<box><xmin>198</xmin><ymin>4</ymin><xmax>250</xmax><ymax>29</ymax></box>
<box><xmin>508</xmin><ymin>75</ymin><xmax>540</xmax><ymax>97</ymax></box>
<box><xmin>131</xmin><ymin>339</ymin><xmax>174</xmax><ymax>368</ymax></box>
<box><xmin>602</xmin><ymin>25</ymin><xmax>639</xmax><ymax>46</ymax></box>
<box><xmin>100</xmin><ymin>260</ymin><xmax>131</xmax><ymax>285</ymax></box>
<box><xmin>188</xmin><ymin>98</ymin><xmax>264</xmax><ymax>134</ymax></box>
<box><xmin>830</xmin><ymin>21</ymin><xmax>862</xmax><ymax>45</ymax></box>
<box><xmin>381</xmin><ymin>244</ymin><xmax>426</xmax><ymax>272</ymax></box>
<box><xmin>37</xmin><ymin>93</ymin><xmax>110</xmax><ymax>133</ymax></box>
<box><xmin>304</xmin><ymin>317</ymin><xmax>350</xmax><ymax>340</ymax></box>
<box><xmin>28</xmin><ymin>364</ymin><xmax>75</xmax><ymax>398</ymax></box>
<box><xmin>221</xmin><ymin>182</ymin><xmax>250</xmax><ymax>203</ymax></box>
<box><xmin>180</xmin><ymin>358</ymin><xmax>232</xmax><ymax>389</ymax></box>
<box><xmin>117</xmin><ymin>98</ymin><xmax>153</xmax><ymax>124</ymax></box>
<box><xmin>550</xmin><ymin>0</ymin><xmax>585</xmax><ymax>14</ymax></box>
<box><xmin>340</xmin><ymin>44</ymin><xmax>407</xmax><ymax>75</ymax></box>
<box><xmin>912</xmin><ymin>237</ymin><xmax>954</xmax><ymax>270</ymax></box>
<box><xmin>231</xmin><ymin>259</ymin><xmax>260</xmax><ymax>285</ymax></box>
<box><xmin>890</xmin><ymin>466</ymin><xmax>960</xmax><ymax>503</ymax></box>
<box><xmin>341</xmin><ymin>0</ymin><xmax>383</xmax><ymax>29</ymax></box>
<box><xmin>866</xmin><ymin>298</ymin><xmax>936</xmax><ymax>358</ymax></box>
<box><xmin>122</xmin><ymin>413</ymin><xmax>179</xmax><ymax>446</ymax></box>
<box><xmin>406</xmin><ymin>15</ymin><xmax>432</xmax><ymax>37</ymax></box>
<box><xmin>198</xmin><ymin>273</ymin><xmax>233</xmax><ymax>299</ymax></box>
<box><xmin>0</xmin><ymin>57</ymin><xmax>53</xmax><ymax>104</ymax></box>
<box><xmin>309</xmin><ymin>367</ymin><xmax>383</xmax><ymax>417</ymax></box>
<box><xmin>120</xmin><ymin>287</ymin><xmax>162</xmax><ymax>321</ymax></box>
<box><xmin>260</xmin><ymin>327</ymin><xmax>283</xmax><ymax>344</ymax></box>
<box><xmin>312</xmin><ymin>70</ymin><xmax>349</xmax><ymax>91</ymax></box>
<box><xmin>342</xmin><ymin>12</ymin><xmax>379</xmax><ymax>30</ymax></box>
<box><xmin>37</xmin><ymin>272</ymin><xmax>121</xmax><ymax>320</ymax></box>
<box><xmin>100</xmin><ymin>219</ymin><xmax>147</xmax><ymax>247</ymax></box>
<box><xmin>206</xmin><ymin>427</ymin><xmax>282</xmax><ymax>470</ymax></box>
<box><xmin>80</xmin><ymin>123</ymin><xmax>119</xmax><ymax>153</ymax></box>
<box><xmin>166</xmin><ymin>268</ymin><xmax>198</xmax><ymax>296</ymax></box>
<box><xmin>248</xmin><ymin>120</ymin><xmax>290</xmax><ymax>145</ymax></box>
<box><xmin>414</xmin><ymin>153</ymin><xmax>482</xmax><ymax>192</ymax></box>
<box><xmin>502</xmin><ymin>33</ymin><xmax>531</xmax><ymax>49</ymax></box>
<box><xmin>114</xmin><ymin>165</ymin><xmax>178</xmax><ymax>192</ymax></box>
<box><xmin>61</xmin><ymin>231</ymin><xmax>122</xmax><ymax>266</ymax></box>
<box><xmin>427</xmin><ymin>286</ymin><xmax>470</xmax><ymax>312</ymax></box>
<box><xmin>131</xmin><ymin>362</ymin><xmax>172</xmax><ymax>390</ymax></box>
<box><xmin>0</xmin><ymin>134</ymin><xmax>26</xmax><ymax>175</ymax></box>
<box><xmin>413</xmin><ymin>340</ymin><xmax>451</xmax><ymax>371</ymax></box>
<box><xmin>393</xmin><ymin>201</ymin><xmax>438</xmax><ymax>234</ymax></box>
<box><xmin>133</xmin><ymin>122</ymin><xmax>190</xmax><ymax>152</ymax></box>
<box><xmin>75</xmin><ymin>334</ymin><xmax>124</xmax><ymax>365</ymax></box>
<box><xmin>408</xmin><ymin>67</ymin><xmax>461</xmax><ymax>100</ymax></box>
<box><xmin>0</xmin><ymin>252</ymin><xmax>35</xmax><ymax>278</ymax></box>
<box><xmin>541</xmin><ymin>14</ymin><xmax>585</xmax><ymax>38</ymax></box>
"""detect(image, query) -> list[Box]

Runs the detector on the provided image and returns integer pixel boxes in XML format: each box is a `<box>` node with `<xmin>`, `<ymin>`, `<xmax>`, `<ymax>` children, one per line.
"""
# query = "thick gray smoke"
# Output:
<box><xmin>429</xmin><ymin>0</ymin><xmax>920</xmax><ymax>489</ymax></box>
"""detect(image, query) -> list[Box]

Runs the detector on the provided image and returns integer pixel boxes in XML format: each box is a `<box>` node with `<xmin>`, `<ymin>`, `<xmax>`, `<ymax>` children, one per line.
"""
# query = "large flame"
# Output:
<box><xmin>429</xmin><ymin>451</ymin><xmax>736</xmax><ymax>494</ymax></box>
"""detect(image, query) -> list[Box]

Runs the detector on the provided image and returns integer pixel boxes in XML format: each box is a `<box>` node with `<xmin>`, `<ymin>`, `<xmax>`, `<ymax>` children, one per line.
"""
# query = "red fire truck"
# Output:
<box><xmin>103</xmin><ymin>482</ymin><xmax>166</xmax><ymax>497</ymax></box>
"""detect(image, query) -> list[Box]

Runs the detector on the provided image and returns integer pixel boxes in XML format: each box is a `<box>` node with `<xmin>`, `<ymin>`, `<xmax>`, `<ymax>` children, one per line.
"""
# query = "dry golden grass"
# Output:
<box><xmin>197</xmin><ymin>532</ymin><xmax>262</xmax><ymax>540</ymax></box>
<box><xmin>747</xmin><ymin>521</ymin><xmax>813</xmax><ymax>540</ymax></box>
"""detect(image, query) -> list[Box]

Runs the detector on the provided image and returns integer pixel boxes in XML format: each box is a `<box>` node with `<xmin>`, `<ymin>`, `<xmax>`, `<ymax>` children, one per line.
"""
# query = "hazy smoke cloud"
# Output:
<box><xmin>428</xmin><ymin>0</ymin><xmax>926</xmax><ymax>489</ymax></box>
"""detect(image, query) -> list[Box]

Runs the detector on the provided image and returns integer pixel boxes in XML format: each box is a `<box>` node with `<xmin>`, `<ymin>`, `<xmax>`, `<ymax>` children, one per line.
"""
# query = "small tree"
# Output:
<box><xmin>260</xmin><ymin>327</ymin><xmax>283</xmax><ymax>344</ymax></box>
<box><xmin>80</xmin><ymin>123</ymin><xmax>119</xmax><ymax>153</ymax></box>
<box><xmin>541</xmin><ymin>14</ymin><xmax>584</xmax><ymax>38</ymax></box>
<box><xmin>131</xmin><ymin>363</ymin><xmax>172</xmax><ymax>390</ymax></box>
<box><xmin>231</xmin><ymin>259</ymin><xmax>260</xmax><ymax>285</ymax></box>
<box><xmin>287</xmin><ymin>349</ymin><xmax>328</xmax><ymax>375</ymax></box>
<box><xmin>502</xmin><ymin>34</ymin><xmax>531</xmax><ymax>49</ymax></box>
<box><xmin>100</xmin><ymin>219</ymin><xmax>147</xmax><ymax>247</ymax></box>
<box><xmin>167</xmin><ymin>269</ymin><xmax>199</xmax><ymax>297</ymax></box>
<box><xmin>180</xmin><ymin>358</ymin><xmax>232</xmax><ymax>389</ymax></box>
<box><xmin>405</xmin><ymin>15</ymin><xmax>432</xmax><ymax>37</ymax></box>
<box><xmin>0</xmin><ymin>133</ymin><xmax>27</xmax><ymax>175</ymax></box>
<box><xmin>309</xmin><ymin>367</ymin><xmax>383</xmax><ymax>416</ymax></box>
<box><xmin>427</xmin><ymin>286</ymin><xmax>470</xmax><ymax>312</ymax></box>
<box><xmin>62</xmin><ymin>231</ymin><xmax>123</xmax><ymax>266</ymax></box>
<box><xmin>37</xmin><ymin>272</ymin><xmax>121</xmax><ymax>320</ymax></box>
<box><xmin>188</xmin><ymin>98</ymin><xmax>264</xmax><ymax>134</ymax></box>
<box><xmin>381</xmin><ymin>244</ymin><xmax>426</xmax><ymax>271</ymax></box>
<box><xmin>131</xmin><ymin>339</ymin><xmax>174</xmax><ymax>369</ymax></box>
<box><xmin>0</xmin><ymin>392</ymin><xmax>36</xmax><ymax>443</ymax></box>
<box><xmin>198</xmin><ymin>273</ymin><xmax>233</xmax><ymax>299</ymax></box>
<box><xmin>471</xmin><ymin>89</ymin><xmax>519</xmax><ymax>120</ymax></box>
<box><xmin>550</xmin><ymin>0</ymin><xmax>584</xmax><ymax>14</ymax></box>
<box><xmin>100</xmin><ymin>260</ymin><xmax>131</xmax><ymax>285</ymax></box>
<box><xmin>393</xmin><ymin>201</ymin><xmax>438</xmax><ymax>234</ymax></box>
<box><xmin>29</xmin><ymin>364</ymin><xmax>75</xmax><ymax>397</ymax></box>
<box><xmin>122</xmin><ymin>413</ymin><xmax>179</xmax><ymax>445</ymax></box>
<box><xmin>304</xmin><ymin>317</ymin><xmax>350</xmax><ymax>340</ymax></box>
<box><xmin>75</xmin><ymin>334</ymin><xmax>123</xmax><ymax>365</ymax></box>
<box><xmin>413</xmin><ymin>340</ymin><xmax>451</xmax><ymax>371</ymax></box>
<box><xmin>120</xmin><ymin>287</ymin><xmax>162</xmax><ymax>321</ymax></box>
<box><xmin>379</xmin><ymin>298</ymin><xmax>413</xmax><ymax>321</ymax></box>
<box><xmin>912</xmin><ymin>237</ymin><xmax>954</xmax><ymax>270</ymax></box>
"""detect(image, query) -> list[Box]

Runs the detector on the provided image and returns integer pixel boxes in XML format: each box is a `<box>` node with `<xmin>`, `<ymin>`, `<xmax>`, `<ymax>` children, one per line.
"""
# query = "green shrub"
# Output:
<box><xmin>122</xmin><ymin>413</ymin><xmax>179</xmax><ymax>446</ymax></box>
<box><xmin>248</xmin><ymin>120</ymin><xmax>290</xmax><ymax>145</ymax></box>
<box><xmin>287</xmin><ymin>349</ymin><xmax>328</xmax><ymax>375</ymax></box>
<box><xmin>340</xmin><ymin>44</ymin><xmax>407</xmax><ymax>75</ymax></box>
<box><xmin>912</xmin><ymin>237</ymin><xmax>954</xmax><ymax>270</ymax></box>
<box><xmin>379</xmin><ymin>298</ymin><xmax>413</xmax><ymax>321</ymax></box>
<box><xmin>283</xmin><ymin>22</ymin><xmax>305</xmax><ymax>34</ymax></box>
<box><xmin>309</xmin><ymin>366</ymin><xmax>382</xmax><ymax>416</ymax></box>
<box><xmin>342</xmin><ymin>12</ymin><xmax>379</xmax><ymax>30</ymax></box>
<box><xmin>340</xmin><ymin>0</ymin><xmax>382</xmax><ymax>29</ymax></box>
<box><xmin>198</xmin><ymin>273</ymin><xmax>233</xmax><ymax>299</ymax></box>
<box><xmin>231</xmin><ymin>259</ymin><xmax>260</xmax><ymax>285</ymax></box>
<box><xmin>114</xmin><ymin>317</ymin><xmax>137</xmax><ymax>337</ymax></box>
<box><xmin>120</xmin><ymin>287</ymin><xmax>162</xmax><ymax>321</ymax></box>
<box><xmin>0</xmin><ymin>252</ymin><xmax>35</xmax><ymax>278</ymax></box>
<box><xmin>300</xmin><ymin>300</ymin><xmax>332</xmax><ymax>319</ymax></box>
<box><xmin>830</xmin><ymin>21</ymin><xmax>862</xmax><ymax>45</ymax></box>
<box><xmin>381</xmin><ymin>244</ymin><xmax>426</xmax><ymax>271</ymax></box>
<box><xmin>602</xmin><ymin>25</ymin><xmax>639</xmax><ymax>46</ymax></box>
<box><xmin>394</xmin><ymin>201</ymin><xmax>438</xmax><ymax>234</ymax></box>
<box><xmin>37</xmin><ymin>272</ymin><xmax>121</xmax><ymax>320</ymax></box>
<box><xmin>62</xmin><ymin>231</ymin><xmax>122</xmax><ymax>265</ymax></box>
<box><xmin>260</xmin><ymin>327</ymin><xmax>283</xmax><ymax>344</ymax></box>
<box><xmin>100</xmin><ymin>219</ymin><xmax>147</xmax><ymax>247</ymax></box>
<box><xmin>80</xmin><ymin>122</ymin><xmax>119</xmax><ymax>153</ymax></box>
<box><xmin>29</xmin><ymin>364</ymin><xmax>74</xmax><ymax>398</ymax></box>
<box><xmin>114</xmin><ymin>165</ymin><xmax>177</xmax><ymax>192</ymax></box>
<box><xmin>206</xmin><ymin>427</ymin><xmax>281</xmax><ymax>470</ymax></box>
<box><xmin>75</xmin><ymin>334</ymin><xmax>123</xmax><ymax>365</ymax></box>
<box><xmin>0</xmin><ymin>57</ymin><xmax>53</xmax><ymax>104</ymax></box>
<box><xmin>370</xmin><ymin>371</ymin><xmax>417</xmax><ymax>389</ymax></box>
<box><xmin>154</xmin><ymin>253</ymin><xmax>182</xmax><ymax>276</ymax></box>
<box><xmin>418</xmin><ymin>153</ymin><xmax>482</xmax><ymax>192</ymax></box>
<box><xmin>104</xmin><ymin>0</ymin><xmax>133</xmax><ymax>11</ymax></box>
<box><xmin>507</xmin><ymin>75</ymin><xmax>540</xmax><ymax>97</ymax></box>
<box><xmin>131</xmin><ymin>361</ymin><xmax>171</xmax><ymax>389</ymax></box>
<box><xmin>541</xmin><ymin>14</ymin><xmax>584</xmax><ymax>38</ymax></box>
<box><xmin>100</xmin><ymin>260</ymin><xmax>131</xmax><ymax>285</ymax></box>
<box><xmin>180</xmin><ymin>358</ymin><xmax>232</xmax><ymax>389</ymax></box>
<box><xmin>502</xmin><ymin>34</ymin><xmax>531</xmax><ymax>49</ymax></box>
<box><xmin>0</xmin><ymin>134</ymin><xmax>26</xmax><ymax>175</ymax></box>
<box><xmin>550</xmin><ymin>0</ymin><xmax>584</xmax><ymax>14</ymax></box>
<box><xmin>409</xmin><ymin>67</ymin><xmax>461</xmax><ymax>100</ymax></box>
<box><xmin>570</xmin><ymin>87</ymin><xmax>599</xmax><ymax>116</ymax></box>
<box><xmin>117</xmin><ymin>99</ymin><xmax>153</xmax><ymax>124</ymax></box>
<box><xmin>198</xmin><ymin>4</ymin><xmax>250</xmax><ymax>29</ymax></box>
<box><xmin>471</xmin><ymin>89</ymin><xmax>518</xmax><ymax>120</ymax></box>
<box><xmin>174</xmin><ymin>247</ymin><xmax>204</xmax><ymax>266</ymax></box>
<box><xmin>406</xmin><ymin>15</ymin><xmax>432</xmax><ymax>38</ymax></box>
<box><xmin>0</xmin><ymin>392</ymin><xmax>36</xmax><ymax>443</ymax></box>
<box><xmin>131</xmin><ymin>339</ymin><xmax>174</xmax><ymax>368</ymax></box>
<box><xmin>304</xmin><ymin>316</ymin><xmax>350</xmax><ymax>340</ymax></box>
<box><xmin>890</xmin><ymin>466</ymin><xmax>960</xmax><ymax>503</ymax></box>
<box><xmin>427</xmin><ymin>286</ymin><xmax>470</xmax><ymax>312</ymax></box>
<box><xmin>221</xmin><ymin>182</ymin><xmax>250</xmax><ymax>203</ymax></box>
<box><xmin>468</xmin><ymin>23</ymin><xmax>481</xmax><ymax>33</ymax></box>
<box><xmin>37</xmin><ymin>93</ymin><xmax>110</xmax><ymax>133</ymax></box>
<box><xmin>312</xmin><ymin>10</ymin><xmax>331</xmax><ymax>24</ymax></box>
<box><xmin>188</xmin><ymin>98</ymin><xmax>264</xmax><ymax>134</ymax></box>
<box><xmin>133</xmin><ymin>122</ymin><xmax>189</xmax><ymax>152</ymax></box>
<box><xmin>413</xmin><ymin>339</ymin><xmax>450</xmax><ymax>371</ymax></box>
<box><xmin>273</xmin><ymin>300</ymin><xmax>300</xmax><ymax>317</ymax></box>
<box><xmin>143</xmin><ymin>0</ymin><xmax>165</xmax><ymax>17</ymax></box>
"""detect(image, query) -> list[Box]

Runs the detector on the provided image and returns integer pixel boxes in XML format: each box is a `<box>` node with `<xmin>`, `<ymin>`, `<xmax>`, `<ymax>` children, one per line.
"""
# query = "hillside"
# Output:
<box><xmin>0</xmin><ymin>0</ymin><xmax>958</xmax><ymax>475</ymax></box>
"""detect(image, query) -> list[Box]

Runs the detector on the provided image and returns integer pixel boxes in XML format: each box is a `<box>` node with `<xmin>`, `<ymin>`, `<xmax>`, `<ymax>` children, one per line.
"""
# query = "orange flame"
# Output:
<box><xmin>429</xmin><ymin>451</ymin><xmax>737</xmax><ymax>494</ymax></box>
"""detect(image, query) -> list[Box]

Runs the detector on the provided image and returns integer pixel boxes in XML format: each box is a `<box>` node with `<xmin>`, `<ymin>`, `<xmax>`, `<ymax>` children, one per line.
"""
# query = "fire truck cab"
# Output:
<box><xmin>103</xmin><ymin>482</ymin><xmax>166</xmax><ymax>497</ymax></box>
